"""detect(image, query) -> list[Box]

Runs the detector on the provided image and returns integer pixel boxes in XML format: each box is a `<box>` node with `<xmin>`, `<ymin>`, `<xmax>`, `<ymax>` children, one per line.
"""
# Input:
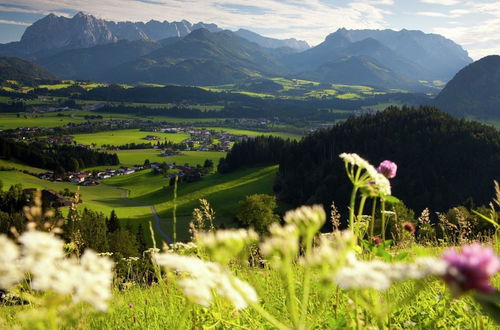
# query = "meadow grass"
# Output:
<box><xmin>0</xmin><ymin>113</ymin><xmax>86</xmax><ymax>129</ymax></box>
<box><xmin>71</xmin><ymin>129</ymin><xmax>191</xmax><ymax>147</ymax></box>
<box><xmin>202</xmin><ymin>127</ymin><xmax>302</xmax><ymax>140</ymax></box>
<box><xmin>0</xmin><ymin>158</ymin><xmax>46</xmax><ymax>174</ymax></box>
<box><xmin>2</xmin><ymin>247</ymin><xmax>497</xmax><ymax>329</ymax></box>
<box><xmin>84</xmin><ymin>149</ymin><xmax>225</xmax><ymax>169</ymax></box>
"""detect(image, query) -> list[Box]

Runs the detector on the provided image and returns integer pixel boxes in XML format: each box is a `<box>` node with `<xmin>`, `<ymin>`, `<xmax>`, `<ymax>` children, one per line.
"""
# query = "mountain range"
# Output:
<box><xmin>0</xmin><ymin>12</ymin><xmax>474</xmax><ymax>91</ymax></box>
<box><xmin>434</xmin><ymin>55</ymin><xmax>500</xmax><ymax>119</ymax></box>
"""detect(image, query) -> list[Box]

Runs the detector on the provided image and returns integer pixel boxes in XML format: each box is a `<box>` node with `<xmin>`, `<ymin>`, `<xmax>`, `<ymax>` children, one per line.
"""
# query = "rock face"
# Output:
<box><xmin>0</xmin><ymin>12</ymin><xmax>309</xmax><ymax>59</ymax></box>
<box><xmin>20</xmin><ymin>12</ymin><xmax>117</xmax><ymax>54</ymax></box>
<box><xmin>434</xmin><ymin>55</ymin><xmax>500</xmax><ymax>119</ymax></box>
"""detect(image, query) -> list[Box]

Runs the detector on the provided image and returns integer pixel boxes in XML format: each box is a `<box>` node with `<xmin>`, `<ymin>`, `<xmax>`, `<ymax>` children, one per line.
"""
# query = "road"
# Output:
<box><xmin>104</xmin><ymin>185</ymin><xmax>173</xmax><ymax>244</ymax></box>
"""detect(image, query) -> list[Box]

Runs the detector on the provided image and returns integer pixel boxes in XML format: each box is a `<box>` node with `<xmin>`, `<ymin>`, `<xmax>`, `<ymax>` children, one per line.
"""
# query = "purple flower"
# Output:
<box><xmin>377</xmin><ymin>160</ymin><xmax>397</xmax><ymax>179</ymax></box>
<box><xmin>442</xmin><ymin>243</ymin><xmax>500</xmax><ymax>296</ymax></box>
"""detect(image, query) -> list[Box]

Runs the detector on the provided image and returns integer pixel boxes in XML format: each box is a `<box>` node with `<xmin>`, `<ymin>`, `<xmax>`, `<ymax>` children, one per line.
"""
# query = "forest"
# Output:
<box><xmin>0</xmin><ymin>137</ymin><xmax>119</xmax><ymax>172</ymax></box>
<box><xmin>219</xmin><ymin>106</ymin><xmax>500</xmax><ymax>215</ymax></box>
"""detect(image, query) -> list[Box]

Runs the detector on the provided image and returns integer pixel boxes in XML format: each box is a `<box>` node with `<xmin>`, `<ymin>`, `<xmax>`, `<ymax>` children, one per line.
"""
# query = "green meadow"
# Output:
<box><xmin>0</xmin><ymin>113</ymin><xmax>87</xmax><ymax>130</ymax></box>
<box><xmin>71</xmin><ymin>129</ymin><xmax>191</xmax><ymax>147</ymax></box>
<box><xmin>103</xmin><ymin>165</ymin><xmax>278</xmax><ymax>241</ymax></box>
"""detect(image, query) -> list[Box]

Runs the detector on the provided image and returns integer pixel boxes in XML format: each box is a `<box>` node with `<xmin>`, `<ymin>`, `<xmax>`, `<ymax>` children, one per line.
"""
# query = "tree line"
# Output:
<box><xmin>219</xmin><ymin>106</ymin><xmax>500</xmax><ymax>214</ymax></box>
<box><xmin>0</xmin><ymin>137</ymin><xmax>119</xmax><ymax>172</ymax></box>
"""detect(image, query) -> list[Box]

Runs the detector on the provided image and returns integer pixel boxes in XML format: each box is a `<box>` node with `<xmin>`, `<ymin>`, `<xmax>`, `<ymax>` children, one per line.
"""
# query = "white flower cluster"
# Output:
<box><xmin>283</xmin><ymin>204</ymin><xmax>326</xmax><ymax>236</ymax></box>
<box><xmin>335</xmin><ymin>253</ymin><xmax>447</xmax><ymax>291</ymax></box>
<box><xmin>196</xmin><ymin>228</ymin><xmax>259</xmax><ymax>264</ymax></box>
<box><xmin>339</xmin><ymin>152</ymin><xmax>391</xmax><ymax>196</ymax></box>
<box><xmin>0</xmin><ymin>231</ymin><xmax>114</xmax><ymax>311</ymax></box>
<box><xmin>154</xmin><ymin>253</ymin><xmax>258</xmax><ymax>309</ymax></box>
<box><xmin>260</xmin><ymin>223</ymin><xmax>300</xmax><ymax>270</ymax></box>
<box><xmin>0</xmin><ymin>235</ymin><xmax>23</xmax><ymax>289</ymax></box>
<box><xmin>169</xmin><ymin>242</ymin><xmax>198</xmax><ymax>253</ymax></box>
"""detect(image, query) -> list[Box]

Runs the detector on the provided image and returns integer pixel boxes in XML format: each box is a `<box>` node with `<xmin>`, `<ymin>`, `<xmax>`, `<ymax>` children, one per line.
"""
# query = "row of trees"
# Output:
<box><xmin>0</xmin><ymin>137</ymin><xmax>119</xmax><ymax>172</ymax></box>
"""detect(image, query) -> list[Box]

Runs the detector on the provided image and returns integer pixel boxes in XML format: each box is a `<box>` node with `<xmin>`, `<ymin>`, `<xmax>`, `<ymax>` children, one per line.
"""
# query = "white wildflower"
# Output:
<box><xmin>284</xmin><ymin>205</ymin><xmax>326</xmax><ymax>236</ymax></box>
<box><xmin>154</xmin><ymin>253</ymin><xmax>258</xmax><ymax>309</ymax></box>
<box><xmin>340</xmin><ymin>153</ymin><xmax>392</xmax><ymax>196</ymax></box>
<box><xmin>0</xmin><ymin>235</ymin><xmax>22</xmax><ymax>289</ymax></box>
<box><xmin>260</xmin><ymin>223</ymin><xmax>300</xmax><ymax>270</ymax></box>
<box><xmin>169</xmin><ymin>242</ymin><xmax>197</xmax><ymax>253</ymax></box>
<box><xmin>75</xmin><ymin>250</ymin><xmax>114</xmax><ymax>311</ymax></box>
<box><xmin>18</xmin><ymin>231</ymin><xmax>65</xmax><ymax>270</ymax></box>
<box><xmin>335</xmin><ymin>254</ymin><xmax>447</xmax><ymax>291</ymax></box>
<box><xmin>196</xmin><ymin>228</ymin><xmax>258</xmax><ymax>264</ymax></box>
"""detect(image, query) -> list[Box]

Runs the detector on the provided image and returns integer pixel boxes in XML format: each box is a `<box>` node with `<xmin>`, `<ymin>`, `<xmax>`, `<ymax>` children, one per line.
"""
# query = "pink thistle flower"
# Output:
<box><xmin>442</xmin><ymin>243</ymin><xmax>500</xmax><ymax>296</ymax></box>
<box><xmin>377</xmin><ymin>160</ymin><xmax>397</xmax><ymax>179</ymax></box>
<box><xmin>372</xmin><ymin>236</ymin><xmax>383</xmax><ymax>245</ymax></box>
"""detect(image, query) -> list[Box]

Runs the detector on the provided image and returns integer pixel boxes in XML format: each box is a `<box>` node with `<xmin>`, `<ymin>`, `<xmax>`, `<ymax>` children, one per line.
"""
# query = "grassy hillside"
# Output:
<box><xmin>0</xmin><ymin>163</ymin><xmax>278</xmax><ymax>243</ymax></box>
<box><xmin>103</xmin><ymin>165</ymin><xmax>278</xmax><ymax>241</ymax></box>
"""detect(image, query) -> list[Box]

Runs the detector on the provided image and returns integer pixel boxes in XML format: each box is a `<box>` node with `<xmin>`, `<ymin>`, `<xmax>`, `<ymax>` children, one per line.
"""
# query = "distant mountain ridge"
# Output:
<box><xmin>0</xmin><ymin>56</ymin><xmax>57</xmax><ymax>83</ymax></box>
<box><xmin>0</xmin><ymin>13</ymin><xmax>477</xmax><ymax>91</ymax></box>
<box><xmin>0</xmin><ymin>12</ymin><xmax>309</xmax><ymax>59</ymax></box>
<box><xmin>284</xmin><ymin>28</ymin><xmax>472</xmax><ymax>83</ymax></box>
<box><xmin>434</xmin><ymin>55</ymin><xmax>500</xmax><ymax>119</ymax></box>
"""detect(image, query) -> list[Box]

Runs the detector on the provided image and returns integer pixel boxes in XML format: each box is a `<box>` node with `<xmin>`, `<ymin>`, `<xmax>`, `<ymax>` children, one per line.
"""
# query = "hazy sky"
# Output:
<box><xmin>0</xmin><ymin>0</ymin><xmax>498</xmax><ymax>59</ymax></box>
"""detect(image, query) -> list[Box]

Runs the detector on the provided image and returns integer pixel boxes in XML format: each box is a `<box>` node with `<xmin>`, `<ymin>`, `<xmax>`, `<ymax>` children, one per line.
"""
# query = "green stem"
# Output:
<box><xmin>299</xmin><ymin>233</ymin><xmax>314</xmax><ymax>327</ymax></box>
<box><xmin>349</xmin><ymin>186</ymin><xmax>359</xmax><ymax>231</ymax></box>
<box><xmin>284</xmin><ymin>255</ymin><xmax>300</xmax><ymax>327</ymax></box>
<box><xmin>381</xmin><ymin>200</ymin><xmax>386</xmax><ymax>241</ymax></box>
<box><xmin>357</xmin><ymin>195</ymin><xmax>368</xmax><ymax>238</ymax></box>
<box><xmin>172</xmin><ymin>176</ymin><xmax>178</xmax><ymax>243</ymax></box>
<box><xmin>370</xmin><ymin>198</ymin><xmax>377</xmax><ymax>240</ymax></box>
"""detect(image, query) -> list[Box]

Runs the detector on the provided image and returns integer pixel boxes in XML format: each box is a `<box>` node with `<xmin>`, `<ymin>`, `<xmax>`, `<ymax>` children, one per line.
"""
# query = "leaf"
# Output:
<box><xmin>472</xmin><ymin>210</ymin><xmax>499</xmax><ymax>229</ymax></box>
<box><xmin>473</xmin><ymin>291</ymin><xmax>500</xmax><ymax>324</ymax></box>
<box><xmin>381</xmin><ymin>195</ymin><xmax>401</xmax><ymax>204</ymax></box>
<box><xmin>395</xmin><ymin>252</ymin><xmax>409</xmax><ymax>261</ymax></box>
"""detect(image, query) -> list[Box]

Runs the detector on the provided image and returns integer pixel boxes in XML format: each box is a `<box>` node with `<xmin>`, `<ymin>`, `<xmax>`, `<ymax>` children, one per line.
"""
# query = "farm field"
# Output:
<box><xmin>0</xmin><ymin>112</ymin><xmax>87</xmax><ymax>129</ymax></box>
<box><xmin>203</xmin><ymin>127</ymin><xmax>303</xmax><ymax>140</ymax></box>
<box><xmin>71</xmin><ymin>129</ymin><xmax>191</xmax><ymax>147</ymax></box>
<box><xmin>85</xmin><ymin>149</ymin><xmax>225</xmax><ymax>169</ymax></box>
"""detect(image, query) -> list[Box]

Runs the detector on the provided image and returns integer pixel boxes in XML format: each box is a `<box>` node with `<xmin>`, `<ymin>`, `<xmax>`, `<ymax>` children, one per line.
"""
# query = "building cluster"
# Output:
<box><xmin>38</xmin><ymin>166</ymin><xmax>146</xmax><ymax>185</ymax></box>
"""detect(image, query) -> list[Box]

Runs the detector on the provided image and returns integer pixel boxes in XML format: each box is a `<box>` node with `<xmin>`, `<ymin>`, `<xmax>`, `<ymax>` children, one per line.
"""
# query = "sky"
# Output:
<box><xmin>0</xmin><ymin>0</ymin><xmax>498</xmax><ymax>60</ymax></box>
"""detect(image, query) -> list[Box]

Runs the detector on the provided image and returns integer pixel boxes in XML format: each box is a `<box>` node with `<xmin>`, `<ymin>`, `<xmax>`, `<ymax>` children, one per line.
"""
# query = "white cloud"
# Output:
<box><xmin>0</xmin><ymin>18</ymin><xmax>31</xmax><ymax>26</ymax></box>
<box><xmin>434</xmin><ymin>17</ymin><xmax>500</xmax><ymax>60</ymax></box>
<box><xmin>416</xmin><ymin>11</ymin><xmax>449</xmax><ymax>17</ymax></box>
<box><xmin>2</xmin><ymin>0</ymin><xmax>393</xmax><ymax>45</ymax></box>
<box><xmin>0</xmin><ymin>5</ymin><xmax>71</xmax><ymax>17</ymax></box>
<box><xmin>420</xmin><ymin>0</ymin><xmax>461</xmax><ymax>5</ymax></box>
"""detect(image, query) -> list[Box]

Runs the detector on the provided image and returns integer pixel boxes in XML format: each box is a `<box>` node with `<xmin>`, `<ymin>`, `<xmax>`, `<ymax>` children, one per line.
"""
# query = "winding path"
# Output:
<box><xmin>104</xmin><ymin>185</ymin><xmax>173</xmax><ymax>244</ymax></box>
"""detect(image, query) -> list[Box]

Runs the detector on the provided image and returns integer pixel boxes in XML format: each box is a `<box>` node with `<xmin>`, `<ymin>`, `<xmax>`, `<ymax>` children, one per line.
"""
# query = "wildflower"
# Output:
<box><xmin>196</xmin><ymin>228</ymin><xmax>258</xmax><ymax>264</ymax></box>
<box><xmin>260</xmin><ymin>223</ymin><xmax>300</xmax><ymax>270</ymax></box>
<box><xmin>403</xmin><ymin>222</ymin><xmax>416</xmax><ymax>234</ymax></box>
<box><xmin>302</xmin><ymin>231</ymin><xmax>356</xmax><ymax>287</ymax></box>
<box><xmin>0</xmin><ymin>235</ymin><xmax>22</xmax><ymax>289</ymax></box>
<box><xmin>75</xmin><ymin>250</ymin><xmax>114</xmax><ymax>311</ymax></box>
<box><xmin>154</xmin><ymin>253</ymin><xmax>258</xmax><ymax>309</ymax></box>
<box><xmin>442</xmin><ymin>243</ymin><xmax>500</xmax><ymax>296</ymax></box>
<box><xmin>169</xmin><ymin>242</ymin><xmax>197</xmax><ymax>253</ymax></box>
<box><xmin>377</xmin><ymin>160</ymin><xmax>397</xmax><ymax>179</ymax></box>
<box><xmin>284</xmin><ymin>205</ymin><xmax>326</xmax><ymax>237</ymax></box>
<box><xmin>372</xmin><ymin>236</ymin><xmax>383</xmax><ymax>245</ymax></box>
<box><xmin>340</xmin><ymin>153</ymin><xmax>392</xmax><ymax>196</ymax></box>
<box><xmin>335</xmin><ymin>254</ymin><xmax>447</xmax><ymax>291</ymax></box>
